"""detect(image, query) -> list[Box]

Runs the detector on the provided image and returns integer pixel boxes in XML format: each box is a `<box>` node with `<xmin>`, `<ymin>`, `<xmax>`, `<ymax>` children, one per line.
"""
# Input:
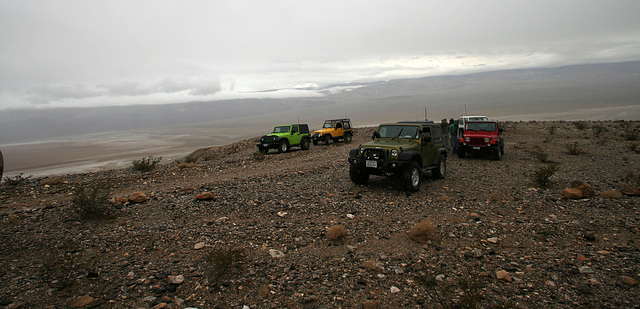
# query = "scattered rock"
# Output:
<box><xmin>599</xmin><ymin>190</ymin><xmax>623</xmax><ymax>198</ymax></box>
<box><xmin>579</xmin><ymin>266</ymin><xmax>595</xmax><ymax>274</ymax></box>
<box><xmin>128</xmin><ymin>192</ymin><xmax>147</xmax><ymax>203</ymax></box>
<box><xmin>618</xmin><ymin>183</ymin><xmax>640</xmax><ymax>196</ymax></box>
<box><xmin>496</xmin><ymin>270</ymin><xmax>512</xmax><ymax>282</ymax></box>
<box><xmin>269</xmin><ymin>249</ymin><xmax>285</xmax><ymax>258</ymax></box>
<box><xmin>362</xmin><ymin>300</ymin><xmax>380</xmax><ymax>309</ymax></box>
<box><xmin>621</xmin><ymin>276</ymin><xmax>637</xmax><ymax>286</ymax></box>
<box><xmin>561</xmin><ymin>188</ymin><xmax>583</xmax><ymax>199</ymax></box>
<box><xmin>194</xmin><ymin>242</ymin><xmax>205</xmax><ymax>250</ymax></box>
<box><xmin>195</xmin><ymin>192</ymin><xmax>215</xmax><ymax>200</ymax></box>
<box><xmin>390</xmin><ymin>286</ymin><xmax>400</xmax><ymax>293</ymax></box>
<box><xmin>169</xmin><ymin>275</ymin><xmax>185</xmax><ymax>285</ymax></box>
<box><xmin>70</xmin><ymin>295</ymin><xmax>95</xmax><ymax>308</ymax></box>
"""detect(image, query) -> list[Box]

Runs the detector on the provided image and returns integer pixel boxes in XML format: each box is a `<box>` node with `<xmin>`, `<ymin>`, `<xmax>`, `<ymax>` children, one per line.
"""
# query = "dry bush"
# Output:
<box><xmin>530</xmin><ymin>164</ymin><xmax>559</xmax><ymax>188</ymax></box>
<box><xmin>2</xmin><ymin>173</ymin><xmax>32</xmax><ymax>187</ymax></box>
<box><xmin>252</xmin><ymin>150</ymin><xmax>266</xmax><ymax>161</ymax></box>
<box><xmin>132</xmin><ymin>156</ymin><xmax>162</xmax><ymax>172</ymax></box>
<box><xmin>71</xmin><ymin>187</ymin><xmax>114</xmax><ymax>220</ymax></box>
<box><xmin>627</xmin><ymin>143</ymin><xmax>640</xmax><ymax>154</ymax></box>
<box><xmin>206</xmin><ymin>246</ymin><xmax>246</xmax><ymax>282</ymax></box>
<box><xmin>564</xmin><ymin>142</ymin><xmax>583</xmax><ymax>155</ymax></box>
<box><xmin>40</xmin><ymin>177</ymin><xmax>65</xmax><ymax>186</ymax></box>
<box><xmin>593</xmin><ymin>124</ymin><xmax>605</xmax><ymax>138</ymax></box>
<box><xmin>573</xmin><ymin>121</ymin><xmax>588</xmax><ymax>130</ymax></box>
<box><xmin>623</xmin><ymin>130</ymin><xmax>638</xmax><ymax>141</ymax></box>
<box><xmin>529</xmin><ymin>148</ymin><xmax>551</xmax><ymax>163</ymax></box>
<box><xmin>326</xmin><ymin>225</ymin><xmax>347</xmax><ymax>241</ymax></box>
<box><xmin>408</xmin><ymin>220</ymin><xmax>438</xmax><ymax>243</ymax></box>
<box><xmin>547</xmin><ymin>125</ymin><xmax>556</xmax><ymax>135</ymax></box>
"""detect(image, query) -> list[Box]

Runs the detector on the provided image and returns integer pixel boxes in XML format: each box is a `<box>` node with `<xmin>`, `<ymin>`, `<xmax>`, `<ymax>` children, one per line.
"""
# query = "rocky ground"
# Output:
<box><xmin>1</xmin><ymin>120</ymin><xmax>640</xmax><ymax>309</ymax></box>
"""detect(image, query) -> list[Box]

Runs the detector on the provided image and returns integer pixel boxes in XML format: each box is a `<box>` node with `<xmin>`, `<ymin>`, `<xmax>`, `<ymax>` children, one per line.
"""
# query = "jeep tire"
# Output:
<box><xmin>349</xmin><ymin>165</ymin><xmax>370</xmax><ymax>184</ymax></box>
<box><xmin>301</xmin><ymin>138</ymin><xmax>310</xmax><ymax>150</ymax></box>
<box><xmin>344</xmin><ymin>132</ymin><xmax>352</xmax><ymax>142</ymax></box>
<box><xmin>432</xmin><ymin>156</ymin><xmax>446</xmax><ymax>179</ymax></box>
<box><xmin>402</xmin><ymin>161</ymin><xmax>422</xmax><ymax>192</ymax></box>
<box><xmin>324</xmin><ymin>135</ymin><xmax>331</xmax><ymax>145</ymax></box>
<box><xmin>493</xmin><ymin>148</ymin><xmax>502</xmax><ymax>160</ymax></box>
<box><xmin>278</xmin><ymin>141</ymin><xmax>289</xmax><ymax>153</ymax></box>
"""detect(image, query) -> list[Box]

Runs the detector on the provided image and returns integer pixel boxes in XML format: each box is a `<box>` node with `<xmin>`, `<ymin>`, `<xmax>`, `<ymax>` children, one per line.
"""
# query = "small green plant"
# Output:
<box><xmin>132</xmin><ymin>156</ymin><xmax>162</xmax><ymax>172</ymax></box>
<box><xmin>564</xmin><ymin>142</ymin><xmax>582</xmax><ymax>155</ymax></box>
<box><xmin>71</xmin><ymin>187</ymin><xmax>114</xmax><ymax>220</ymax></box>
<box><xmin>2</xmin><ymin>173</ymin><xmax>32</xmax><ymax>186</ymax></box>
<box><xmin>573</xmin><ymin>121</ymin><xmax>588</xmax><ymax>130</ymax></box>
<box><xmin>531</xmin><ymin>164</ymin><xmax>559</xmax><ymax>187</ymax></box>
<box><xmin>206</xmin><ymin>246</ymin><xmax>246</xmax><ymax>282</ymax></box>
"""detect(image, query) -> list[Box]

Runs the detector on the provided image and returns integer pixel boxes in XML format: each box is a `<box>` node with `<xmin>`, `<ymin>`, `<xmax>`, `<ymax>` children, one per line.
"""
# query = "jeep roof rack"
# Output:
<box><xmin>396</xmin><ymin>120</ymin><xmax>435</xmax><ymax>124</ymax></box>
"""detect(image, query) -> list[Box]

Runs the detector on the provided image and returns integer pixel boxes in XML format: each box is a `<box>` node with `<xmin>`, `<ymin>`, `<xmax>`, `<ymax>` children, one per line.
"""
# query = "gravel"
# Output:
<box><xmin>1</xmin><ymin>120</ymin><xmax>639</xmax><ymax>308</ymax></box>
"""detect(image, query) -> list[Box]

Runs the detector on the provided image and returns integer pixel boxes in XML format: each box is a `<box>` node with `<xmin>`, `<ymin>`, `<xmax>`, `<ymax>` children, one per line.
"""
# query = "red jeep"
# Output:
<box><xmin>457</xmin><ymin>121</ymin><xmax>504</xmax><ymax>160</ymax></box>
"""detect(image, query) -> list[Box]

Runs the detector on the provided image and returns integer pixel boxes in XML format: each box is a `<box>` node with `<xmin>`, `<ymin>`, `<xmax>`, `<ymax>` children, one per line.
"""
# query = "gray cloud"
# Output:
<box><xmin>1</xmin><ymin>0</ymin><xmax>639</xmax><ymax>109</ymax></box>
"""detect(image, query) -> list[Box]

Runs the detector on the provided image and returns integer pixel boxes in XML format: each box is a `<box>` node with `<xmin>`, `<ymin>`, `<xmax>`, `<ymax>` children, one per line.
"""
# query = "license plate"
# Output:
<box><xmin>473</xmin><ymin>146</ymin><xmax>480</xmax><ymax>150</ymax></box>
<box><xmin>366</xmin><ymin>160</ymin><xmax>377</xmax><ymax>168</ymax></box>
<box><xmin>263</xmin><ymin>144</ymin><xmax>269</xmax><ymax>147</ymax></box>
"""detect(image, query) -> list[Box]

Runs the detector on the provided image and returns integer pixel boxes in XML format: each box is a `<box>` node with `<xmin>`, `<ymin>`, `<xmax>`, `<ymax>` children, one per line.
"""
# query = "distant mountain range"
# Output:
<box><xmin>1</xmin><ymin>61</ymin><xmax>639</xmax><ymax>143</ymax></box>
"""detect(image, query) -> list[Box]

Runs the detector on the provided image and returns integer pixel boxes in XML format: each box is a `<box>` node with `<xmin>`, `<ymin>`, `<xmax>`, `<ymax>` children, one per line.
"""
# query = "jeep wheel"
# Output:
<box><xmin>258</xmin><ymin>146</ymin><xmax>268</xmax><ymax>153</ymax></box>
<box><xmin>493</xmin><ymin>148</ymin><xmax>502</xmax><ymax>160</ymax></box>
<box><xmin>349</xmin><ymin>165</ymin><xmax>369</xmax><ymax>184</ymax></box>
<box><xmin>324</xmin><ymin>135</ymin><xmax>331</xmax><ymax>145</ymax></box>
<box><xmin>344</xmin><ymin>132</ymin><xmax>352</xmax><ymax>142</ymax></box>
<box><xmin>432</xmin><ymin>156</ymin><xmax>446</xmax><ymax>179</ymax></box>
<box><xmin>402</xmin><ymin>161</ymin><xmax>421</xmax><ymax>192</ymax></box>
<box><xmin>278</xmin><ymin>141</ymin><xmax>289</xmax><ymax>153</ymax></box>
<box><xmin>300</xmin><ymin>138</ymin><xmax>310</xmax><ymax>150</ymax></box>
<box><xmin>457</xmin><ymin>149</ymin><xmax>466</xmax><ymax>158</ymax></box>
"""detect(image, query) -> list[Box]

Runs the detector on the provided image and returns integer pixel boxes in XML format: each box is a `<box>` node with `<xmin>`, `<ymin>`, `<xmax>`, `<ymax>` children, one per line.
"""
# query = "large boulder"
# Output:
<box><xmin>618</xmin><ymin>183</ymin><xmax>640</xmax><ymax>196</ymax></box>
<box><xmin>128</xmin><ymin>192</ymin><xmax>148</xmax><ymax>203</ymax></box>
<box><xmin>562</xmin><ymin>188</ymin><xmax>583</xmax><ymax>199</ymax></box>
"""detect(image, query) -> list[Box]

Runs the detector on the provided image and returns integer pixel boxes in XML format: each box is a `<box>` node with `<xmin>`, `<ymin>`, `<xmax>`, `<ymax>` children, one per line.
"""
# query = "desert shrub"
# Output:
<box><xmin>573</xmin><ymin>121</ymin><xmax>588</xmax><ymax>130</ymax></box>
<box><xmin>326</xmin><ymin>225</ymin><xmax>347</xmax><ymax>241</ymax></box>
<box><xmin>627</xmin><ymin>143</ymin><xmax>640</xmax><ymax>154</ymax></box>
<box><xmin>531</xmin><ymin>164</ymin><xmax>559</xmax><ymax>188</ymax></box>
<box><xmin>252</xmin><ymin>150</ymin><xmax>266</xmax><ymax>161</ymax></box>
<box><xmin>206</xmin><ymin>246</ymin><xmax>245</xmax><ymax>282</ymax></box>
<box><xmin>39</xmin><ymin>241</ymin><xmax>78</xmax><ymax>289</ymax></box>
<box><xmin>547</xmin><ymin>125</ymin><xmax>556</xmax><ymax>135</ymax></box>
<box><xmin>40</xmin><ymin>177</ymin><xmax>65</xmax><ymax>186</ymax></box>
<box><xmin>71</xmin><ymin>187</ymin><xmax>114</xmax><ymax>220</ymax></box>
<box><xmin>408</xmin><ymin>220</ymin><xmax>438</xmax><ymax>243</ymax></box>
<box><xmin>564</xmin><ymin>142</ymin><xmax>583</xmax><ymax>155</ymax></box>
<box><xmin>623</xmin><ymin>130</ymin><xmax>638</xmax><ymax>141</ymax></box>
<box><xmin>2</xmin><ymin>173</ymin><xmax>32</xmax><ymax>186</ymax></box>
<box><xmin>593</xmin><ymin>124</ymin><xmax>605</xmax><ymax>138</ymax></box>
<box><xmin>132</xmin><ymin>156</ymin><xmax>162</xmax><ymax>172</ymax></box>
<box><xmin>529</xmin><ymin>148</ymin><xmax>551</xmax><ymax>163</ymax></box>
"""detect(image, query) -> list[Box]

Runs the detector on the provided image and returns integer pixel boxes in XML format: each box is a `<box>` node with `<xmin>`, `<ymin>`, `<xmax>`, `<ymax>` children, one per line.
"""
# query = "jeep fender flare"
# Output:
<box><xmin>349</xmin><ymin>148</ymin><xmax>359</xmax><ymax>157</ymax></box>
<box><xmin>398</xmin><ymin>150</ymin><xmax>422</xmax><ymax>166</ymax></box>
<box><xmin>434</xmin><ymin>148</ymin><xmax>448</xmax><ymax>163</ymax></box>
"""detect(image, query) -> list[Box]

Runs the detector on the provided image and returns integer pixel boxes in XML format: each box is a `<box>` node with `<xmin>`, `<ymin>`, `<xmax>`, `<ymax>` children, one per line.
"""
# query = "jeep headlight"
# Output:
<box><xmin>465</xmin><ymin>137</ymin><xmax>470</xmax><ymax>142</ymax></box>
<box><xmin>359</xmin><ymin>147</ymin><xmax>364</xmax><ymax>154</ymax></box>
<box><xmin>390</xmin><ymin>149</ymin><xmax>398</xmax><ymax>157</ymax></box>
<box><xmin>484</xmin><ymin>137</ymin><xmax>490</xmax><ymax>143</ymax></box>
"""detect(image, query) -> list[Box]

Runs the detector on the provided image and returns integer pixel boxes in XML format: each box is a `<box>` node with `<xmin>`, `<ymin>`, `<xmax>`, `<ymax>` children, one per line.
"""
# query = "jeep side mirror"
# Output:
<box><xmin>372</xmin><ymin>131</ymin><xmax>380</xmax><ymax>139</ymax></box>
<box><xmin>422</xmin><ymin>132</ymin><xmax>431</xmax><ymax>145</ymax></box>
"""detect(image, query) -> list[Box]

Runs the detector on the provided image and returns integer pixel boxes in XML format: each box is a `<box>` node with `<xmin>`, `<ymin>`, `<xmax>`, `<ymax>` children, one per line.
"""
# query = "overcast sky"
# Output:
<box><xmin>1</xmin><ymin>0</ymin><xmax>639</xmax><ymax>110</ymax></box>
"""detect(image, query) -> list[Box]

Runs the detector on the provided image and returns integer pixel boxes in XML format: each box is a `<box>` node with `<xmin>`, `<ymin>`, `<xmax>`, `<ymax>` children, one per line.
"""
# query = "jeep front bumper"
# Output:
<box><xmin>348</xmin><ymin>148</ymin><xmax>408</xmax><ymax>175</ymax></box>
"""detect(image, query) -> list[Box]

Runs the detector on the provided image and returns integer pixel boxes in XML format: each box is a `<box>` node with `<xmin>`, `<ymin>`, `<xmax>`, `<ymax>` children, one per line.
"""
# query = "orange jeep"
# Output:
<box><xmin>312</xmin><ymin>118</ymin><xmax>354</xmax><ymax>145</ymax></box>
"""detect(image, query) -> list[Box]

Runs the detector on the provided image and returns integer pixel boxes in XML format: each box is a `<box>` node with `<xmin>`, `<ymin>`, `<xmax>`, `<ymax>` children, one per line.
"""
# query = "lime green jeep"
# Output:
<box><xmin>257</xmin><ymin>124</ymin><xmax>311</xmax><ymax>153</ymax></box>
<box><xmin>348</xmin><ymin>121</ymin><xmax>447</xmax><ymax>192</ymax></box>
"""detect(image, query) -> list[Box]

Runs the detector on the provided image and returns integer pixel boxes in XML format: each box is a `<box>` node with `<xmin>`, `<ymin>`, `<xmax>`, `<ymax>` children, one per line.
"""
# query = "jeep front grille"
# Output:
<box><xmin>262</xmin><ymin>136</ymin><xmax>276</xmax><ymax>143</ymax></box>
<box><xmin>468</xmin><ymin>137</ymin><xmax>485</xmax><ymax>145</ymax></box>
<box><xmin>362</xmin><ymin>149</ymin><xmax>387</xmax><ymax>160</ymax></box>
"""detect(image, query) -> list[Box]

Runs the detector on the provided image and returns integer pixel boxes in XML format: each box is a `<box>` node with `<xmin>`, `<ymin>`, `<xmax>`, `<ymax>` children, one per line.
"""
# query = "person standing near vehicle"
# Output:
<box><xmin>448</xmin><ymin>118</ymin><xmax>458</xmax><ymax>152</ymax></box>
<box><xmin>440</xmin><ymin>119</ymin><xmax>451</xmax><ymax>150</ymax></box>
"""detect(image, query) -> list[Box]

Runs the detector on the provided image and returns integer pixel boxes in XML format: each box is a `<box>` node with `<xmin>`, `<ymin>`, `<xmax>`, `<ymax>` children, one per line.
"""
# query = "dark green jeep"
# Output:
<box><xmin>257</xmin><ymin>124</ymin><xmax>311</xmax><ymax>153</ymax></box>
<box><xmin>347</xmin><ymin>121</ymin><xmax>447</xmax><ymax>192</ymax></box>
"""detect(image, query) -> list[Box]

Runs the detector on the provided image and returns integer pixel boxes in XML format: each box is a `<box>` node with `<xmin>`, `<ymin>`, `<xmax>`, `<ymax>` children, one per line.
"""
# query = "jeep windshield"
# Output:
<box><xmin>377</xmin><ymin>125</ymin><xmax>419</xmax><ymax>139</ymax></box>
<box><xmin>466</xmin><ymin>122</ymin><xmax>497</xmax><ymax>132</ymax></box>
<box><xmin>323</xmin><ymin>122</ymin><xmax>334</xmax><ymax>128</ymax></box>
<box><xmin>272</xmin><ymin>126</ymin><xmax>290</xmax><ymax>133</ymax></box>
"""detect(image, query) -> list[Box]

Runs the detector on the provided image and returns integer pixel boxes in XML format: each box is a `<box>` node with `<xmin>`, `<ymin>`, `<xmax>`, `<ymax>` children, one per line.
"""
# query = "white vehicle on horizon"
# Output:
<box><xmin>458</xmin><ymin>115</ymin><xmax>489</xmax><ymax>136</ymax></box>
